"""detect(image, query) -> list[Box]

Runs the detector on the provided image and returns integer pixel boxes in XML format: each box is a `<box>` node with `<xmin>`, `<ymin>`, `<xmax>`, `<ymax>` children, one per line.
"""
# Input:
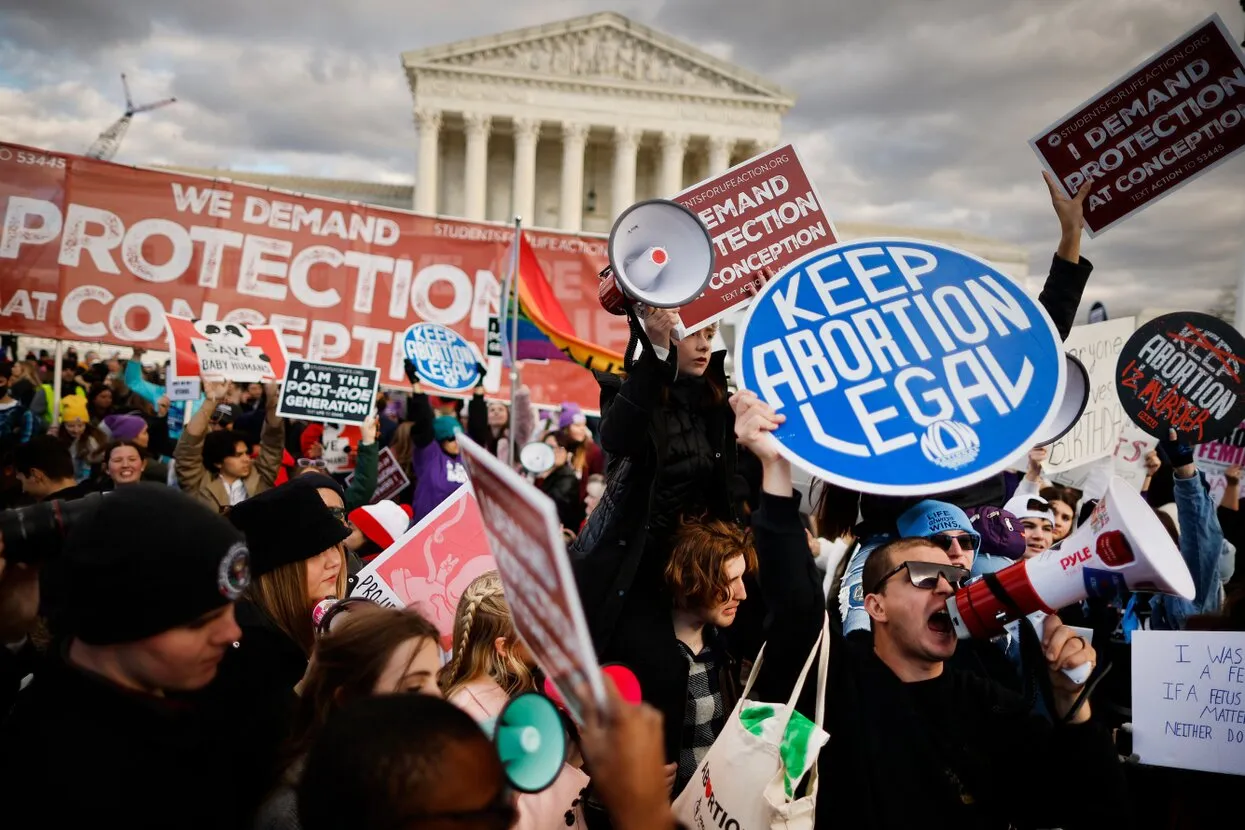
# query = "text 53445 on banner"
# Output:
<box><xmin>737</xmin><ymin>239</ymin><xmax>1065</xmax><ymax>495</ymax></box>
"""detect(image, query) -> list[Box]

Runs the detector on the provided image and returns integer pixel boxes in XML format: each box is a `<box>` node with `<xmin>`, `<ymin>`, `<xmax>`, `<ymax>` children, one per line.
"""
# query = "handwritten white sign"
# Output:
<box><xmin>1132</xmin><ymin>630</ymin><xmax>1245</xmax><ymax>777</ymax></box>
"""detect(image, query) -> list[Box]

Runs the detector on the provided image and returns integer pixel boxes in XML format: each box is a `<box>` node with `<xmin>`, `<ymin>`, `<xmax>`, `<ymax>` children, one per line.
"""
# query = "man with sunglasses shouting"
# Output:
<box><xmin>733</xmin><ymin>390</ymin><xmax>1129</xmax><ymax>829</ymax></box>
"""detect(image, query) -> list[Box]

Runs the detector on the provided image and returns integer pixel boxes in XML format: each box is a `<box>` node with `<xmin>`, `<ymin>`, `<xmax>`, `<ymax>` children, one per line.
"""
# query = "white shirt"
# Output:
<box><xmin>225</xmin><ymin>477</ymin><xmax>248</xmax><ymax>506</ymax></box>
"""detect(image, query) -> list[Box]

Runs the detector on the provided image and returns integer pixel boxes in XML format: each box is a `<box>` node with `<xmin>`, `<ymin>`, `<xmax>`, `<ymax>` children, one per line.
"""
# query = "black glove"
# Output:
<box><xmin>474</xmin><ymin>362</ymin><xmax>487</xmax><ymax>388</ymax></box>
<box><xmin>403</xmin><ymin>359</ymin><xmax>420</xmax><ymax>385</ymax></box>
<box><xmin>1158</xmin><ymin>431</ymin><xmax>1194</xmax><ymax>468</ymax></box>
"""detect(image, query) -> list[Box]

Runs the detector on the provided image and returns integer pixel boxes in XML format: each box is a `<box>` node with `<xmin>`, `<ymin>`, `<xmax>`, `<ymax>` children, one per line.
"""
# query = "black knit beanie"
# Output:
<box><xmin>61</xmin><ymin>483</ymin><xmax>250</xmax><ymax>645</ymax></box>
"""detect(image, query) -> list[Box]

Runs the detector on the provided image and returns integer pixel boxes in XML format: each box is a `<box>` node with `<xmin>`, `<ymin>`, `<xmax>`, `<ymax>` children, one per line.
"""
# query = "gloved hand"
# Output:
<box><xmin>1157</xmin><ymin>428</ymin><xmax>1194</xmax><ymax>469</ymax></box>
<box><xmin>403</xmin><ymin>359</ymin><xmax>420</xmax><ymax>385</ymax></box>
<box><xmin>474</xmin><ymin>362</ymin><xmax>487</xmax><ymax>388</ymax></box>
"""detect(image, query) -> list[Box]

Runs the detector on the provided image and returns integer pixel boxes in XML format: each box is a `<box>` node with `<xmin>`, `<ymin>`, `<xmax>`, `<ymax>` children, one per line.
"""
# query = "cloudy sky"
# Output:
<box><xmin>3</xmin><ymin>0</ymin><xmax>1244</xmax><ymax>318</ymax></box>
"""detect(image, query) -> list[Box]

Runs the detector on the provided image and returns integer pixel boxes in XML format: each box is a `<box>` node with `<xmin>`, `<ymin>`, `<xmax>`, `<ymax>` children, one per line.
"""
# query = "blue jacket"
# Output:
<box><xmin>1150</xmin><ymin>472</ymin><xmax>1230</xmax><ymax>630</ymax></box>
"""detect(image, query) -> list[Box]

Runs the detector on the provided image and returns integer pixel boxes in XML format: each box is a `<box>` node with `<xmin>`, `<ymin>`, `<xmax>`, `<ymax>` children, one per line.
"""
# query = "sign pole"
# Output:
<box><xmin>507</xmin><ymin>215</ymin><xmax>522</xmax><ymax>469</ymax></box>
<box><xmin>1235</xmin><ymin>244</ymin><xmax>1245</xmax><ymax>336</ymax></box>
<box><xmin>52</xmin><ymin>340</ymin><xmax>63</xmax><ymax>427</ymax></box>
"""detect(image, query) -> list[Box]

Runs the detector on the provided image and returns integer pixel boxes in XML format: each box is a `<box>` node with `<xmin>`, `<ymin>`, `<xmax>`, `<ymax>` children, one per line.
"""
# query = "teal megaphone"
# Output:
<box><xmin>481</xmin><ymin>692</ymin><xmax>568</xmax><ymax>793</ymax></box>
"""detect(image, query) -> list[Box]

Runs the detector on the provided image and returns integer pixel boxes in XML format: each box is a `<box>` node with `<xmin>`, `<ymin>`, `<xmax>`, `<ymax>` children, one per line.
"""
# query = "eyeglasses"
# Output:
<box><xmin>327</xmin><ymin>506</ymin><xmax>348</xmax><ymax>525</ymax></box>
<box><xmin>297</xmin><ymin>458</ymin><xmax>327</xmax><ymax>468</ymax></box>
<box><xmin>871</xmin><ymin>560</ymin><xmax>971</xmax><ymax>595</ymax></box>
<box><xmin>928</xmin><ymin>533</ymin><xmax>980</xmax><ymax>552</ymax></box>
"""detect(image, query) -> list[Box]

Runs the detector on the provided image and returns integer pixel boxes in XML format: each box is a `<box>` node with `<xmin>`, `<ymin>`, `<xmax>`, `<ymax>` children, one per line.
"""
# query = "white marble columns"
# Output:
<box><xmin>559</xmin><ymin>121</ymin><xmax>590</xmax><ymax>232</ymax></box>
<box><xmin>414</xmin><ymin>108</ymin><xmax>442</xmax><ymax>214</ymax></box>
<box><xmin>708</xmin><ymin>135</ymin><xmax>735</xmax><ymax>176</ymax></box>
<box><xmin>512</xmin><ymin>118</ymin><xmax>540</xmax><ymax>222</ymax></box>
<box><xmin>463</xmin><ymin>113</ymin><xmax>492</xmax><ymax>221</ymax></box>
<box><xmin>611</xmin><ymin>126</ymin><xmax>641</xmax><ymax>219</ymax></box>
<box><xmin>659</xmin><ymin>132</ymin><xmax>689</xmax><ymax>196</ymax></box>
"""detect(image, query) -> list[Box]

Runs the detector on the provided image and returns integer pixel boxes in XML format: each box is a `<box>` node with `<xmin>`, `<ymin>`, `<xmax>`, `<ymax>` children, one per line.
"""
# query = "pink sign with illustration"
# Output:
<box><xmin>351</xmin><ymin>487</ymin><xmax>496</xmax><ymax>650</ymax></box>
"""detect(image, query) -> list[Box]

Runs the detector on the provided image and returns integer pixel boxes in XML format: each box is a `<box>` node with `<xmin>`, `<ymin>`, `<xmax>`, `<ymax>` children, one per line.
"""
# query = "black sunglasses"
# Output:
<box><xmin>928</xmin><ymin>533</ymin><xmax>980</xmax><ymax>552</ymax></box>
<box><xmin>871</xmin><ymin>560</ymin><xmax>971</xmax><ymax>595</ymax></box>
<box><xmin>327</xmin><ymin>505</ymin><xmax>348</xmax><ymax>525</ymax></box>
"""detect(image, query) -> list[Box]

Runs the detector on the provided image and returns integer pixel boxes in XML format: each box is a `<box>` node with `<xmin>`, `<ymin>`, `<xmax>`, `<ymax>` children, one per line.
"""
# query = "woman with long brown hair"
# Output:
<box><xmin>203</xmin><ymin>482</ymin><xmax>351</xmax><ymax>814</ymax></box>
<box><xmin>441</xmin><ymin>571</ymin><xmax>588</xmax><ymax>829</ymax></box>
<box><xmin>254</xmin><ymin>603</ymin><xmax>442</xmax><ymax>830</ymax></box>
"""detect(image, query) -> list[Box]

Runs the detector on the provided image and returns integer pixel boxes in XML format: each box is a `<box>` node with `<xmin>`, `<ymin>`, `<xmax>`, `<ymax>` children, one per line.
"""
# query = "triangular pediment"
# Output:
<box><xmin>402</xmin><ymin>12</ymin><xmax>792</xmax><ymax>103</ymax></box>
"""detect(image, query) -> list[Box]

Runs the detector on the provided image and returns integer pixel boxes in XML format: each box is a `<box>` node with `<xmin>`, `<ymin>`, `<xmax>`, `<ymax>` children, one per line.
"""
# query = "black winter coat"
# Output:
<box><xmin>570</xmin><ymin>344</ymin><xmax>747</xmax><ymax>764</ymax></box>
<box><xmin>749</xmin><ymin>492</ymin><xmax>1131</xmax><ymax>830</ymax></box>
<box><xmin>0</xmin><ymin>649</ymin><xmax>245</xmax><ymax>828</ymax></box>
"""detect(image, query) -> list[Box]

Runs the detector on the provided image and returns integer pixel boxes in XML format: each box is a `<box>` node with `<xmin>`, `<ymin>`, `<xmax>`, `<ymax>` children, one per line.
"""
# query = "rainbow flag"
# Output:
<box><xmin>500</xmin><ymin>233</ymin><xmax>625</xmax><ymax>374</ymax></box>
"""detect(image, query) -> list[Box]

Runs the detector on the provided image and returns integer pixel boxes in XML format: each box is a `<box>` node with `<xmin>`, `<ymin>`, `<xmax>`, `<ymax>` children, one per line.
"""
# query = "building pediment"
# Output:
<box><xmin>402</xmin><ymin>12</ymin><xmax>793</xmax><ymax>105</ymax></box>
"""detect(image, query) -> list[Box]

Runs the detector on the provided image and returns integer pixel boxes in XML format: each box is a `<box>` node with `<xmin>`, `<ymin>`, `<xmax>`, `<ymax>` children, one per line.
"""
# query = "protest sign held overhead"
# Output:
<box><xmin>277</xmin><ymin>359</ymin><xmax>380</xmax><ymax>426</ymax></box>
<box><xmin>166</xmin><ymin>376</ymin><xmax>200</xmax><ymax>402</ymax></box>
<box><xmin>164</xmin><ymin>314</ymin><xmax>289</xmax><ymax>383</ymax></box>
<box><xmin>352</xmin><ymin>487</ymin><xmax>494</xmax><ymax>651</ymax></box>
<box><xmin>319</xmin><ymin>423</ymin><xmax>361</xmax><ymax>474</ymax></box>
<box><xmin>674</xmin><ymin>144</ymin><xmax>836</xmax><ymax>332</ymax></box>
<box><xmin>1195</xmin><ymin>419</ymin><xmax>1245</xmax><ymax>476</ymax></box>
<box><xmin>1131</xmin><ymin>630</ymin><xmax>1245</xmax><ymax>777</ymax></box>
<box><xmin>458</xmin><ymin>433</ymin><xmax>607</xmax><ymax>724</ymax></box>
<box><xmin>1031</xmin><ymin>14</ymin><xmax>1245</xmax><ymax>236</ymax></box>
<box><xmin>401</xmin><ymin>322</ymin><xmax>481</xmax><ymax>393</ymax></box>
<box><xmin>1042</xmin><ymin>318</ymin><xmax>1135</xmax><ymax>474</ymax></box>
<box><xmin>1116</xmin><ymin>311</ymin><xmax>1245</xmax><ymax>444</ymax></box>
<box><xmin>347</xmin><ymin>447</ymin><xmax>411</xmax><ymax>504</ymax></box>
<box><xmin>737</xmin><ymin>239</ymin><xmax>1065</xmax><ymax>495</ymax></box>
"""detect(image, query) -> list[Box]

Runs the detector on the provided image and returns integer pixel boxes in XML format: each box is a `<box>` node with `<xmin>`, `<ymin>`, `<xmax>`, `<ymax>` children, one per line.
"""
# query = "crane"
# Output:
<box><xmin>85</xmin><ymin>73</ymin><xmax>176</xmax><ymax>161</ymax></box>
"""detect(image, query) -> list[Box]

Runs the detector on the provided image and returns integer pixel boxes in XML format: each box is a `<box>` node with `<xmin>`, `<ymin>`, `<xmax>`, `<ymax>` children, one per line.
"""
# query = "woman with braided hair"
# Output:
<box><xmin>441</xmin><ymin>571</ymin><xmax>589</xmax><ymax>829</ymax></box>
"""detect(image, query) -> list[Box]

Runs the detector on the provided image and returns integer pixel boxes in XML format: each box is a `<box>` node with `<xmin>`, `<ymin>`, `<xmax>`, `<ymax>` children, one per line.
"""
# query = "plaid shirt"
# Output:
<box><xmin>675</xmin><ymin>634</ymin><xmax>726</xmax><ymax>796</ymax></box>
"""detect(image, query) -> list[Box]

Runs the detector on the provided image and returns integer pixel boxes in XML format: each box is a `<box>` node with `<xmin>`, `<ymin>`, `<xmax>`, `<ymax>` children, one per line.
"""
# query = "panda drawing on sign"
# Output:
<box><xmin>189</xmin><ymin>319</ymin><xmax>273</xmax><ymax>368</ymax></box>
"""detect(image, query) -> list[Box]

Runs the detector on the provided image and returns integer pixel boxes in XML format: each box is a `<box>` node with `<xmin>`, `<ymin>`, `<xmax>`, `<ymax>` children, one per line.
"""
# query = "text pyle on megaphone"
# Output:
<box><xmin>480</xmin><ymin>692</ymin><xmax>568</xmax><ymax>793</ymax></box>
<box><xmin>1034</xmin><ymin>353</ymin><xmax>1090</xmax><ymax>447</ymax></box>
<box><xmin>597</xmin><ymin>199</ymin><xmax>715</xmax><ymax>316</ymax></box>
<box><xmin>946</xmin><ymin>476</ymin><xmax>1195</xmax><ymax>641</ymax></box>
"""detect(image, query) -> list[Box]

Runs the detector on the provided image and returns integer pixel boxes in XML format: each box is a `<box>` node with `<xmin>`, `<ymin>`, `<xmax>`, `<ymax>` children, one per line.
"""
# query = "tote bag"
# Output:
<box><xmin>672</xmin><ymin>614</ymin><xmax>830</xmax><ymax>830</ymax></box>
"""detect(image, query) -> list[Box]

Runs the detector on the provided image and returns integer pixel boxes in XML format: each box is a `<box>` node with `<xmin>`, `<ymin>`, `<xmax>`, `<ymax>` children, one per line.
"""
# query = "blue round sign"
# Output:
<box><xmin>737</xmin><ymin>239</ymin><xmax>1065</xmax><ymax>495</ymax></box>
<box><xmin>401</xmin><ymin>323</ymin><xmax>480</xmax><ymax>392</ymax></box>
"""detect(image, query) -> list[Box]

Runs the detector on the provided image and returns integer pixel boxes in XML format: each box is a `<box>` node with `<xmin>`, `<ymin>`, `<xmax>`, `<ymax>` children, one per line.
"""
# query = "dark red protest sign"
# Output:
<box><xmin>1116</xmin><ymin>311</ymin><xmax>1245</xmax><ymax>444</ymax></box>
<box><xmin>1031</xmin><ymin>14</ymin><xmax>1245</xmax><ymax>236</ymax></box>
<box><xmin>675</xmin><ymin>145</ymin><xmax>836</xmax><ymax>331</ymax></box>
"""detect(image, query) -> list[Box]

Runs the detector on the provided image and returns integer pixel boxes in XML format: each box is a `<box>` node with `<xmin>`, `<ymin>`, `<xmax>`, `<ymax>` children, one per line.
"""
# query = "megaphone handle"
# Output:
<box><xmin>1025</xmin><ymin>611</ymin><xmax>1090</xmax><ymax>686</ymax></box>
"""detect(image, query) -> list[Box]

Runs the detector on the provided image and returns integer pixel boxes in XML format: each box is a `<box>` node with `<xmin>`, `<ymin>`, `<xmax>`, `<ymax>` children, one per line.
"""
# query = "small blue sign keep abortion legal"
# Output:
<box><xmin>737</xmin><ymin>239</ymin><xmax>1066</xmax><ymax>495</ymax></box>
<box><xmin>401</xmin><ymin>323</ymin><xmax>481</xmax><ymax>392</ymax></box>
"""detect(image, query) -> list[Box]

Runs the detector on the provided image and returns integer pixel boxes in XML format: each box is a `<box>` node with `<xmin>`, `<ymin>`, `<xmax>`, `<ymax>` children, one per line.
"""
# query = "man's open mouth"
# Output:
<box><xmin>928</xmin><ymin>609</ymin><xmax>953</xmax><ymax>634</ymax></box>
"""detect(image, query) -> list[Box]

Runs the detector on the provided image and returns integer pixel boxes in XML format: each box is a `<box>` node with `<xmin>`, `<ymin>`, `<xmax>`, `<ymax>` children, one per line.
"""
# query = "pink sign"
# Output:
<box><xmin>1030</xmin><ymin>14</ymin><xmax>1245</xmax><ymax>236</ymax></box>
<box><xmin>675</xmin><ymin>144</ymin><xmax>837</xmax><ymax>332</ymax></box>
<box><xmin>351</xmin><ymin>487</ymin><xmax>496</xmax><ymax>650</ymax></box>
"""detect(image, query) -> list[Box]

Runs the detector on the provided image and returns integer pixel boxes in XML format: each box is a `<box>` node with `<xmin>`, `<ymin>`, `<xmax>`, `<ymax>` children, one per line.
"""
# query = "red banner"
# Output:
<box><xmin>0</xmin><ymin>142</ymin><xmax>630</xmax><ymax>408</ymax></box>
<box><xmin>1030</xmin><ymin>14</ymin><xmax>1245</xmax><ymax>236</ymax></box>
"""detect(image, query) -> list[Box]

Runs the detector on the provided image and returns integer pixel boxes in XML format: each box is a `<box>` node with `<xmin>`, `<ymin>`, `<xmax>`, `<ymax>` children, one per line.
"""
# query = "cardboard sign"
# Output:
<box><xmin>1132</xmin><ymin>630</ymin><xmax>1245</xmax><ymax>777</ymax></box>
<box><xmin>166</xmin><ymin>376</ymin><xmax>201</xmax><ymax>402</ymax></box>
<box><xmin>1031</xmin><ymin>14</ymin><xmax>1245</xmax><ymax>236</ymax></box>
<box><xmin>277</xmin><ymin>359</ymin><xmax>380</xmax><ymax>426</ymax></box>
<box><xmin>401</xmin><ymin>322</ymin><xmax>481</xmax><ymax>392</ymax></box>
<box><xmin>351</xmin><ymin>487</ymin><xmax>495</xmax><ymax>651</ymax></box>
<box><xmin>320</xmin><ymin>423</ymin><xmax>362</xmax><ymax>474</ymax></box>
<box><xmin>458</xmin><ymin>434</ymin><xmax>607</xmax><ymax>723</ymax></box>
<box><xmin>164</xmin><ymin>314</ymin><xmax>289</xmax><ymax>384</ymax></box>
<box><xmin>1046</xmin><ymin>423</ymin><xmax>1159</xmax><ymax>493</ymax></box>
<box><xmin>1195</xmin><ymin>420</ymin><xmax>1245</xmax><ymax>476</ymax></box>
<box><xmin>1116</xmin><ymin>311</ymin><xmax>1245</xmax><ymax>444</ymax></box>
<box><xmin>1043</xmin><ymin>318</ymin><xmax>1135</xmax><ymax>474</ymax></box>
<box><xmin>675</xmin><ymin>144</ymin><xmax>837</xmax><ymax>332</ymax></box>
<box><xmin>346</xmin><ymin>447</ymin><xmax>411</xmax><ymax>504</ymax></box>
<box><xmin>737</xmin><ymin>239</ymin><xmax>1065</xmax><ymax>495</ymax></box>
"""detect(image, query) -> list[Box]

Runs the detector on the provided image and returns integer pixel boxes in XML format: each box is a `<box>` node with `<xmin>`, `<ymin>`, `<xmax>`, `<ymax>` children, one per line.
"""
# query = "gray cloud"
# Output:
<box><xmin>2</xmin><ymin>0</ymin><xmax>1244</xmax><ymax>317</ymax></box>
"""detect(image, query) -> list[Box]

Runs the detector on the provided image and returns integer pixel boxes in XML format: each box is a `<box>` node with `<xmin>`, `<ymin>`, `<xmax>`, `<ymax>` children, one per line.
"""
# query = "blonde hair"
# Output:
<box><xmin>248</xmin><ymin>549</ymin><xmax>348</xmax><ymax>656</ymax></box>
<box><xmin>439</xmin><ymin>571</ymin><xmax>533</xmax><ymax>699</ymax></box>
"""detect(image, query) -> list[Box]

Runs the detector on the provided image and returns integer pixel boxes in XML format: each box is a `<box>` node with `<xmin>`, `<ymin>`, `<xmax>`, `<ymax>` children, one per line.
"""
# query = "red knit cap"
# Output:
<box><xmin>348</xmin><ymin>501</ymin><xmax>414</xmax><ymax>550</ymax></box>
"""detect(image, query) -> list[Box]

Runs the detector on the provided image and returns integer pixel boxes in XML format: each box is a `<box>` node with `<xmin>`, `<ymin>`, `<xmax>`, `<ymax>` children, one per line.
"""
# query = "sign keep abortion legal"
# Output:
<box><xmin>737</xmin><ymin>240</ymin><xmax>1065</xmax><ymax>495</ymax></box>
<box><xmin>675</xmin><ymin>144</ymin><xmax>837</xmax><ymax>332</ymax></box>
<box><xmin>1031</xmin><ymin>14</ymin><xmax>1245</xmax><ymax>235</ymax></box>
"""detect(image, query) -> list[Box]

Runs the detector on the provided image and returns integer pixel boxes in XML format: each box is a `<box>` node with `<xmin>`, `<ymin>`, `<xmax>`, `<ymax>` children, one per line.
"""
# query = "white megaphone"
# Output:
<box><xmin>947</xmin><ymin>474</ymin><xmax>1193</xmax><ymax>646</ymax></box>
<box><xmin>597</xmin><ymin>199</ymin><xmax>715</xmax><ymax>317</ymax></box>
<box><xmin>519</xmin><ymin>441</ymin><xmax>555</xmax><ymax>476</ymax></box>
<box><xmin>480</xmin><ymin>692</ymin><xmax>568</xmax><ymax>793</ymax></box>
<box><xmin>1034</xmin><ymin>353</ymin><xmax>1091</xmax><ymax>446</ymax></box>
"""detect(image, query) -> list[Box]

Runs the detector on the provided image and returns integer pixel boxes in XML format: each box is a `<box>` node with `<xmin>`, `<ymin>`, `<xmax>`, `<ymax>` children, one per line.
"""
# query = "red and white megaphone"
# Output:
<box><xmin>597</xmin><ymin>199</ymin><xmax>715</xmax><ymax>317</ymax></box>
<box><xmin>947</xmin><ymin>476</ymin><xmax>1194</xmax><ymax>642</ymax></box>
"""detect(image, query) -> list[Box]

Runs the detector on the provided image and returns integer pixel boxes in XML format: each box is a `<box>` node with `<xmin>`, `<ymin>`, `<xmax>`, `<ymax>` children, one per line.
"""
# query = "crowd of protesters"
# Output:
<box><xmin>0</xmin><ymin>179</ymin><xmax>1241</xmax><ymax>829</ymax></box>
